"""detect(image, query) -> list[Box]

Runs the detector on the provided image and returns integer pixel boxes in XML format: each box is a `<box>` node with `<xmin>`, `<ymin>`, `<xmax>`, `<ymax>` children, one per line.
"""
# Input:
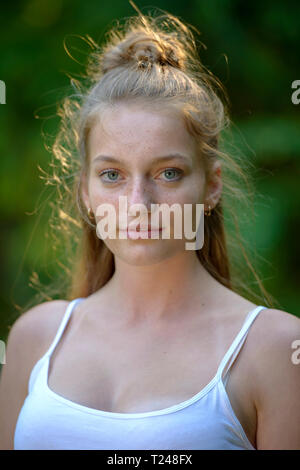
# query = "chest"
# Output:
<box><xmin>47</xmin><ymin>317</ymin><xmax>257</xmax><ymax>446</ymax></box>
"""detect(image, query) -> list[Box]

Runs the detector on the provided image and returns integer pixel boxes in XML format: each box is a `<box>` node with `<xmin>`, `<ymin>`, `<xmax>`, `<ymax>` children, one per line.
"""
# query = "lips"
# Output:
<box><xmin>123</xmin><ymin>228</ymin><xmax>163</xmax><ymax>233</ymax></box>
<box><xmin>121</xmin><ymin>224</ymin><xmax>162</xmax><ymax>232</ymax></box>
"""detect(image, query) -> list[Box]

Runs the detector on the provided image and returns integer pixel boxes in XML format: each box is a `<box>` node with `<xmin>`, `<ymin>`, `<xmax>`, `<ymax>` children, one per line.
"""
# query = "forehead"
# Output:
<box><xmin>87</xmin><ymin>103</ymin><xmax>197</xmax><ymax>161</ymax></box>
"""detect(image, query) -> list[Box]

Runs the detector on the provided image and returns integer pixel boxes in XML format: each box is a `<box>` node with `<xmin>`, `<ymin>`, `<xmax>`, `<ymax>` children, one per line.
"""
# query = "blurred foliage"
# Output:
<box><xmin>0</xmin><ymin>0</ymin><xmax>299</xmax><ymax>344</ymax></box>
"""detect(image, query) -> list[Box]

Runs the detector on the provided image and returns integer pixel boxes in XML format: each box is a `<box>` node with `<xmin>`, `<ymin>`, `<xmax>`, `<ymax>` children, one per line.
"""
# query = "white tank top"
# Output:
<box><xmin>14</xmin><ymin>298</ymin><xmax>267</xmax><ymax>450</ymax></box>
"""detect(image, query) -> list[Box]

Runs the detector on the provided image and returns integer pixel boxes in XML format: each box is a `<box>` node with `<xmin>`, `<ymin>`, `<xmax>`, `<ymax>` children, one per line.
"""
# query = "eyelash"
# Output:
<box><xmin>98</xmin><ymin>168</ymin><xmax>183</xmax><ymax>183</ymax></box>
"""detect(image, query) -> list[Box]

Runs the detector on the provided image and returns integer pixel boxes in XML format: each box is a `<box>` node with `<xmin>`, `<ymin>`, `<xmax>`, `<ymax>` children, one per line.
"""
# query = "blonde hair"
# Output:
<box><xmin>20</xmin><ymin>4</ymin><xmax>280</xmax><ymax>313</ymax></box>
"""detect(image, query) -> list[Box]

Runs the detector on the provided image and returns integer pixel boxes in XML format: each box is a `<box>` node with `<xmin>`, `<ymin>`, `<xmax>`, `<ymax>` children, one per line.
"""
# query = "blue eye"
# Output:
<box><xmin>99</xmin><ymin>169</ymin><xmax>120</xmax><ymax>182</ymax></box>
<box><xmin>161</xmin><ymin>168</ymin><xmax>182</xmax><ymax>181</ymax></box>
<box><xmin>98</xmin><ymin>168</ymin><xmax>183</xmax><ymax>183</ymax></box>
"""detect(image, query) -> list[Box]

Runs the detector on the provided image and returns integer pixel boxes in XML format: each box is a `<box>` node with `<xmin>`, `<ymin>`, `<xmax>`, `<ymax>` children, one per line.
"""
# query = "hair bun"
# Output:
<box><xmin>100</xmin><ymin>31</ymin><xmax>185</xmax><ymax>74</ymax></box>
<box><xmin>128</xmin><ymin>38</ymin><xmax>182</xmax><ymax>70</ymax></box>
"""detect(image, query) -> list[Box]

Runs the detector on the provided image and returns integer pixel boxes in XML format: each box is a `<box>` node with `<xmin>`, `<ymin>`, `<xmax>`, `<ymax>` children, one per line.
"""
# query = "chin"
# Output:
<box><xmin>107</xmin><ymin>240</ymin><xmax>182</xmax><ymax>266</ymax></box>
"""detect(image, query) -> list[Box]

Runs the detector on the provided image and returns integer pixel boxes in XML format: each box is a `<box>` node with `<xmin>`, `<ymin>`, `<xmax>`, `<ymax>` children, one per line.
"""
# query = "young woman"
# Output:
<box><xmin>1</xmin><ymin>7</ymin><xmax>299</xmax><ymax>450</ymax></box>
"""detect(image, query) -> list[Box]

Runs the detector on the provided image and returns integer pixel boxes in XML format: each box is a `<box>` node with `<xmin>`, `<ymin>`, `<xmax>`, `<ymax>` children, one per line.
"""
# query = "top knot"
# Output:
<box><xmin>128</xmin><ymin>38</ymin><xmax>183</xmax><ymax>70</ymax></box>
<box><xmin>99</xmin><ymin>31</ymin><xmax>186</xmax><ymax>75</ymax></box>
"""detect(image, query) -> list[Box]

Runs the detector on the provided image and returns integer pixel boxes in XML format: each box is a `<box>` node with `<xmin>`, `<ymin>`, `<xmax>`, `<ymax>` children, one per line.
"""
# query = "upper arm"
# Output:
<box><xmin>253</xmin><ymin>309</ymin><xmax>300</xmax><ymax>450</ymax></box>
<box><xmin>0</xmin><ymin>300</ymin><xmax>69</xmax><ymax>450</ymax></box>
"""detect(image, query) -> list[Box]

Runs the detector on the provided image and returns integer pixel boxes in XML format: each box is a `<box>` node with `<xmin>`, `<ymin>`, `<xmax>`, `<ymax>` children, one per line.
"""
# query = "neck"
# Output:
<box><xmin>103</xmin><ymin>251</ymin><xmax>222</xmax><ymax>326</ymax></box>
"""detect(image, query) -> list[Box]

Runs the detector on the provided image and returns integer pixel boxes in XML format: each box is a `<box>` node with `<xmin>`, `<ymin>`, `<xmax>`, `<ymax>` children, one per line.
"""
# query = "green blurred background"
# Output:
<box><xmin>0</xmin><ymin>0</ymin><xmax>299</xmax><ymax>345</ymax></box>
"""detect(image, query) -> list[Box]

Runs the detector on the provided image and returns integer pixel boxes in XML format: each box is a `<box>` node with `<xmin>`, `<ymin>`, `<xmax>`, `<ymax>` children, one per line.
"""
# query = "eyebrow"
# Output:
<box><xmin>91</xmin><ymin>153</ymin><xmax>192</xmax><ymax>165</ymax></box>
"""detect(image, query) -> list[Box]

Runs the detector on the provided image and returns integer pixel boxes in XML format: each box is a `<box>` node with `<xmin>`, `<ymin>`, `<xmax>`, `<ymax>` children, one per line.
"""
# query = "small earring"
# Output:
<box><xmin>87</xmin><ymin>207</ymin><xmax>94</xmax><ymax>220</ymax></box>
<box><xmin>204</xmin><ymin>204</ymin><xmax>212</xmax><ymax>216</ymax></box>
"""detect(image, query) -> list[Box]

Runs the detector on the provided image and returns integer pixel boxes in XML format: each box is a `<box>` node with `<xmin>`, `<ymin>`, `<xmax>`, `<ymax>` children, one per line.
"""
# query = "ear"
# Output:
<box><xmin>206</xmin><ymin>160</ymin><xmax>222</xmax><ymax>208</ymax></box>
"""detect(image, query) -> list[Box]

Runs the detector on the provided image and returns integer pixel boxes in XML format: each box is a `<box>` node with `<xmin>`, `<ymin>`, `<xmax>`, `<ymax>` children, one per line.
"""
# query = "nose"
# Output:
<box><xmin>126</xmin><ymin>176</ymin><xmax>153</xmax><ymax>215</ymax></box>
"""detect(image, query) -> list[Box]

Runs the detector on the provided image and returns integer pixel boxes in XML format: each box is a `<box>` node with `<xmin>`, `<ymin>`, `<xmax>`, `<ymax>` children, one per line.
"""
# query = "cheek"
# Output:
<box><xmin>88</xmin><ymin>177</ymin><xmax>118</xmax><ymax>206</ymax></box>
<box><xmin>87</xmin><ymin>180</ymin><xmax>118</xmax><ymax>228</ymax></box>
<box><xmin>163</xmin><ymin>177</ymin><xmax>205</xmax><ymax>206</ymax></box>
<box><xmin>186</xmin><ymin>173</ymin><xmax>206</xmax><ymax>203</ymax></box>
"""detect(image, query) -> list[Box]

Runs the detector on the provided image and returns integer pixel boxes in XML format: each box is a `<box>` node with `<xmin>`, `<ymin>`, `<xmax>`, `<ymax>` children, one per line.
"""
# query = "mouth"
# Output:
<box><xmin>118</xmin><ymin>225</ymin><xmax>164</xmax><ymax>238</ymax></box>
<box><xmin>120</xmin><ymin>224</ymin><xmax>163</xmax><ymax>232</ymax></box>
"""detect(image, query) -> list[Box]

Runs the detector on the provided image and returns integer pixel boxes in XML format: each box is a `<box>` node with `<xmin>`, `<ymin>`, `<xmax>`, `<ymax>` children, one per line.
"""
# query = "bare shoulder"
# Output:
<box><xmin>9</xmin><ymin>299</ymin><xmax>70</xmax><ymax>354</ymax></box>
<box><xmin>247</xmin><ymin>307</ymin><xmax>300</xmax><ymax>372</ymax></box>
<box><xmin>248</xmin><ymin>307</ymin><xmax>300</xmax><ymax>449</ymax></box>
<box><xmin>249</xmin><ymin>307</ymin><xmax>300</xmax><ymax>357</ymax></box>
<box><xmin>0</xmin><ymin>299</ymin><xmax>69</xmax><ymax>450</ymax></box>
<box><xmin>3</xmin><ymin>299</ymin><xmax>71</xmax><ymax>382</ymax></box>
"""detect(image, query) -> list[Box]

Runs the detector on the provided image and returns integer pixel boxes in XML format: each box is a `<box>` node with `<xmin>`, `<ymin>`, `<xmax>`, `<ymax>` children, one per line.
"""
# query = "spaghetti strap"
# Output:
<box><xmin>44</xmin><ymin>298</ymin><xmax>85</xmax><ymax>359</ymax></box>
<box><xmin>27</xmin><ymin>297</ymin><xmax>85</xmax><ymax>395</ymax></box>
<box><xmin>216</xmin><ymin>305</ymin><xmax>267</xmax><ymax>384</ymax></box>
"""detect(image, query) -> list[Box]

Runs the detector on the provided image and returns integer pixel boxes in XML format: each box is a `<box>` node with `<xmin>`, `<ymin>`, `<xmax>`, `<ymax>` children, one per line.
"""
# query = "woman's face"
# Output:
<box><xmin>82</xmin><ymin>102</ymin><xmax>222</xmax><ymax>265</ymax></box>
